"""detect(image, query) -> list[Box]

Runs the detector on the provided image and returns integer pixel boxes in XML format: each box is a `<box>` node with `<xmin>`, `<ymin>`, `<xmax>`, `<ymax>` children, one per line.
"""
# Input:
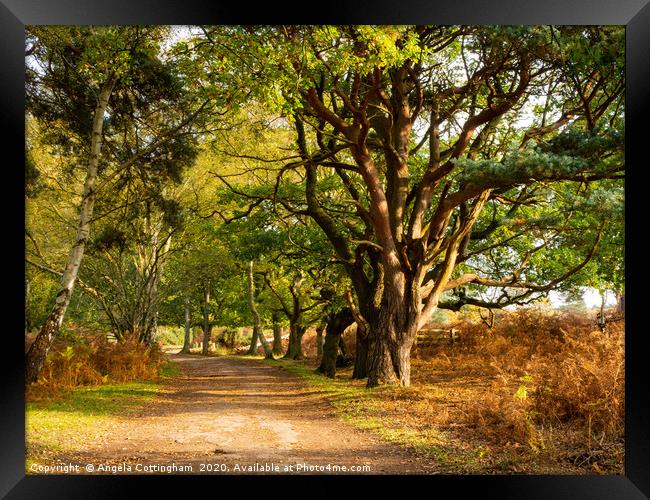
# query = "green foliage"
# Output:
<box><xmin>156</xmin><ymin>326</ymin><xmax>185</xmax><ymax>345</ymax></box>
<box><xmin>514</xmin><ymin>375</ymin><xmax>533</xmax><ymax>401</ymax></box>
<box><xmin>25</xmin><ymin>272</ymin><xmax>58</xmax><ymax>331</ymax></box>
<box><xmin>455</xmin><ymin>126</ymin><xmax>623</xmax><ymax>189</ymax></box>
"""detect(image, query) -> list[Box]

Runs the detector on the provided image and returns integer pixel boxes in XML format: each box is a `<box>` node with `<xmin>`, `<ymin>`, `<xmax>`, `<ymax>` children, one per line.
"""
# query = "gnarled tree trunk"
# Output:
<box><xmin>317</xmin><ymin>307</ymin><xmax>354</xmax><ymax>378</ymax></box>
<box><xmin>352</xmin><ymin>322</ymin><xmax>369</xmax><ymax>379</ymax></box>
<box><xmin>25</xmin><ymin>79</ymin><xmax>114</xmax><ymax>384</ymax></box>
<box><xmin>294</xmin><ymin>326</ymin><xmax>307</xmax><ymax>360</ymax></box>
<box><xmin>284</xmin><ymin>323</ymin><xmax>307</xmax><ymax>360</ymax></box>
<box><xmin>366</xmin><ymin>268</ymin><xmax>415</xmax><ymax>387</ymax></box>
<box><xmin>256</xmin><ymin>327</ymin><xmax>273</xmax><ymax>359</ymax></box>
<box><xmin>247</xmin><ymin>328</ymin><xmax>259</xmax><ymax>355</ymax></box>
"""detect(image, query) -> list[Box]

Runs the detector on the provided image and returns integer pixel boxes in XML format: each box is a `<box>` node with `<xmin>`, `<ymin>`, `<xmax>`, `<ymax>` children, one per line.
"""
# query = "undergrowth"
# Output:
<box><xmin>26</xmin><ymin>330</ymin><xmax>171</xmax><ymax>403</ymax></box>
<box><xmin>415</xmin><ymin>308</ymin><xmax>625</xmax><ymax>473</ymax></box>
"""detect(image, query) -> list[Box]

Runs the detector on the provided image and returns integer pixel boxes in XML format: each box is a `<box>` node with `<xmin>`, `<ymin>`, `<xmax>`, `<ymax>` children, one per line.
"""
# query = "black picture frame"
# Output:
<box><xmin>2</xmin><ymin>1</ymin><xmax>648</xmax><ymax>498</ymax></box>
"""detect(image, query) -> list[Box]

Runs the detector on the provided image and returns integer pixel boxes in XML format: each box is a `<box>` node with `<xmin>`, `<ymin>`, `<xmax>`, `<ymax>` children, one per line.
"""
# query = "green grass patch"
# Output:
<box><xmin>27</xmin><ymin>381</ymin><xmax>159</xmax><ymax>417</ymax></box>
<box><xmin>160</xmin><ymin>360</ymin><xmax>182</xmax><ymax>378</ymax></box>
<box><xmin>26</xmin><ymin>379</ymin><xmax>164</xmax><ymax>472</ymax></box>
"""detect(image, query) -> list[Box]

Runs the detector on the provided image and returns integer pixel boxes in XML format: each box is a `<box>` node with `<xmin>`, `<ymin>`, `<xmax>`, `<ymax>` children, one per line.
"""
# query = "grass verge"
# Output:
<box><xmin>26</xmin><ymin>359</ymin><xmax>178</xmax><ymax>473</ymax></box>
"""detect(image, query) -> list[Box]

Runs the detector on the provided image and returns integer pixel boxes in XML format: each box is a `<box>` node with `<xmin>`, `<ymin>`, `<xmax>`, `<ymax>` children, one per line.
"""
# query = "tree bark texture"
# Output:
<box><xmin>352</xmin><ymin>322</ymin><xmax>369</xmax><ymax>379</ymax></box>
<box><xmin>317</xmin><ymin>308</ymin><xmax>354</xmax><ymax>378</ymax></box>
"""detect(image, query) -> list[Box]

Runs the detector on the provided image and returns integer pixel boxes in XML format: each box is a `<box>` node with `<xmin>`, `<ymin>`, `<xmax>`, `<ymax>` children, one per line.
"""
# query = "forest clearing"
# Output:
<box><xmin>24</xmin><ymin>25</ymin><xmax>624</xmax><ymax>477</ymax></box>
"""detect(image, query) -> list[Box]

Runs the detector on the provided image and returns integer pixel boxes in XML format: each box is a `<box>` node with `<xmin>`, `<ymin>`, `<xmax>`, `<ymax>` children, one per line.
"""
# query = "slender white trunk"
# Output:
<box><xmin>26</xmin><ymin>79</ymin><xmax>114</xmax><ymax>384</ymax></box>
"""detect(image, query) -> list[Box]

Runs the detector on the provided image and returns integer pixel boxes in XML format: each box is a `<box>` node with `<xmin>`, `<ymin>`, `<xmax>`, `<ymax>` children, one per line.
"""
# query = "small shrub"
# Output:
<box><xmin>92</xmin><ymin>334</ymin><xmax>164</xmax><ymax>382</ymax></box>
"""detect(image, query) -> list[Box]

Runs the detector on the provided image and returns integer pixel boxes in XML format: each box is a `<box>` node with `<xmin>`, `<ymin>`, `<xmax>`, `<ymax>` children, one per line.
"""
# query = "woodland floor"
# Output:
<box><xmin>26</xmin><ymin>350</ymin><xmax>440</xmax><ymax>475</ymax></box>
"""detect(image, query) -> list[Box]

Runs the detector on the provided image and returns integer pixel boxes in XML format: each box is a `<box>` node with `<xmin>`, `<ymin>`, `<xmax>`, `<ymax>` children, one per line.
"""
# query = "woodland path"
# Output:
<box><xmin>49</xmin><ymin>352</ymin><xmax>439</xmax><ymax>474</ymax></box>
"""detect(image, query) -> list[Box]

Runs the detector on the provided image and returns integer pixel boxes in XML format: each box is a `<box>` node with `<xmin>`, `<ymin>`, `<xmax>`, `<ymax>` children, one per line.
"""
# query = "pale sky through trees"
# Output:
<box><xmin>549</xmin><ymin>288</ymin><xmax>617</xmax><ymax>309</ymax></box>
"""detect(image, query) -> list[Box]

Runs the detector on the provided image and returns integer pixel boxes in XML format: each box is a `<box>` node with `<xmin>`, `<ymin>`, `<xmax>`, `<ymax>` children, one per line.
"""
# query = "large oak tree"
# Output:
<box><xmin>194</xmin><ymin>25</ymin><xmax>624</xmax><ymax>386</ymax></box>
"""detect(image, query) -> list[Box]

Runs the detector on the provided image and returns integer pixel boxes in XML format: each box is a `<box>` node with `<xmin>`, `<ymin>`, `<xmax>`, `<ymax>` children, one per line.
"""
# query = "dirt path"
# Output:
<box><xmin>49</xmin><ymin>353</ymin><xmax>439</xmax><ymax>474</ymax></box>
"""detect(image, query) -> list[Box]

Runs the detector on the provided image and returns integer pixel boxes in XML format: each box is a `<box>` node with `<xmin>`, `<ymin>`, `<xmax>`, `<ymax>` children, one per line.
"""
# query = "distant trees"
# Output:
<box><xmin>80</xmin><ymin>200</ymin><xmax>177</xmax><ymax>344</ymax></box>
<box><xmin>159</xmin><ymin>214</ymin><xmax>245</xmax><ymax>355</ymax></box>
<box><xmin>247</xmin><ymin>261</ymin><xmax>274</xmax><ymax>359</ymax></box>
<box><xmin>263</xmin><ymin>270</ymin><xmax>323</xmax><ymax>360</ymax></box>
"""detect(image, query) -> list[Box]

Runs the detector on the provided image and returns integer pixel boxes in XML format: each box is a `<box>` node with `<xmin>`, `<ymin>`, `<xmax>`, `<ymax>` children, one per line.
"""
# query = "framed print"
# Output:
<box><xmin>3</xmin><ymin>0</ymin><xmax>648</xmax><ymax>498</ymax></box>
